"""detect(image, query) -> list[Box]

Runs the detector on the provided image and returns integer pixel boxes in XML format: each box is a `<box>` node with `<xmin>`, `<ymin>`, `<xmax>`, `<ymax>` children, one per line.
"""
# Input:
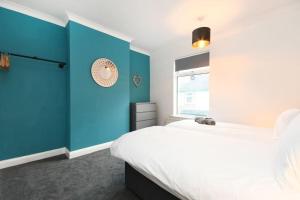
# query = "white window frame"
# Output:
<box><xmin>173</xmin><ymin>66</ymin><xmax>209</xmax><ymax>118</ymax></box>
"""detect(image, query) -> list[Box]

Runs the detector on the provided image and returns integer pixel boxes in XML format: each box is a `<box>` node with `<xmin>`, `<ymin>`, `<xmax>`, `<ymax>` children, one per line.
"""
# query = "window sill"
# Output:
<box><xmin>172</xmin><ymin>114</ymin><xmax>194</xmax><ymax>119</ymax></box>
<box><xmin>172</xmin><ymin>114</ymin><xmax>207</xmax><ymax>119</ymax></box>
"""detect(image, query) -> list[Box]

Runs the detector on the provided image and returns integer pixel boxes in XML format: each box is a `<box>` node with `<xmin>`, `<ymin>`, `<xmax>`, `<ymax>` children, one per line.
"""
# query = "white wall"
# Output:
<box><xmin>151</xmin><ymin>3</ymin><xmax>300</xmax><ymax>127</ymax></box>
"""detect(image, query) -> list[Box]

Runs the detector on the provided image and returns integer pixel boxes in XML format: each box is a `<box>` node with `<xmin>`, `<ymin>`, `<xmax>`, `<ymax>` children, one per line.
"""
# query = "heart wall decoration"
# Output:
<box><xmin>132</xmin><ymin>75</ymin><xmax>142</xmax><ymax>88</ymax></box>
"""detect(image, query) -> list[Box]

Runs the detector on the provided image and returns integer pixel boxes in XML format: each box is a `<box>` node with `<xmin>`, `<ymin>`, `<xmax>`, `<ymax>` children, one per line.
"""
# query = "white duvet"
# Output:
<box><xmin>110</xmin><ymin>120</ymin><xmax>300</xmax><ymax>200</ymax></box>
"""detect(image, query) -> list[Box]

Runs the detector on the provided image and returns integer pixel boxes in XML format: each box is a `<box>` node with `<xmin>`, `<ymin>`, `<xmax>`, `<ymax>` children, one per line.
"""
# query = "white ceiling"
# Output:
<box><xmin>4</xmin><ymin>0</ymin><xmax>299</xmax><ymax>52</ymax></box>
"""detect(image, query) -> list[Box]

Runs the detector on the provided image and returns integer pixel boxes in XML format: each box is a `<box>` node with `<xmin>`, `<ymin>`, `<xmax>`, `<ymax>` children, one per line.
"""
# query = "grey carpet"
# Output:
<box><xmin>0</xmin><ymin>149</ymin><xmax>139</xmax><ymax>200</ymax></box>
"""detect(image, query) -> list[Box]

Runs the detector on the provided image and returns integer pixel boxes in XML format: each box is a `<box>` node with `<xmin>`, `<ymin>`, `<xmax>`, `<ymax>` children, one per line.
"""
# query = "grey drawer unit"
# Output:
<box><xmin>136</xmin><ymin>119</ymin><xmax>156</xmax><ymax>130</ymax></box>
<box><xmin>130</xmin><ymin>102</ymin><xmax>157</xmax><ymax>131</ymax></box>
<box><xmin>136</xmin><ymin>112</ymin><xmax>156</xmax><ymax>121</ymax></box>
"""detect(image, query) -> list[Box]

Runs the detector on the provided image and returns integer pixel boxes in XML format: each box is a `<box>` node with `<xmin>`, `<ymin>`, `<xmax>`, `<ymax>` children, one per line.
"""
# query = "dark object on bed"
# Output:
<box><xmin>125</xmin><ymin>162</ymin><xmax>180</xmax><ymax>200</ymax></box>
<box><xmin>195</xmin><ymin>117</ymin><xmax>216</xmax><ymax>125</ymax></box>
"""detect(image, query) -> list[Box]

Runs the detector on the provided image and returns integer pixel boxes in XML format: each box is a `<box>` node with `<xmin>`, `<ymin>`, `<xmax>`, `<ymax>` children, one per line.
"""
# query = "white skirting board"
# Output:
<box><xmin>0</xmin><ymin>148</ymin><xmax>67</xmax><ymax>170</ymax></box>
<box><xmin>0</xmin><ymin>141</ymin><xmax>113</xmax><ymax>169</ymax></box>
<box><xmin>66</xmin><ymin>141</ymin><xmax>113</xmax><ymax>159</ymax></box>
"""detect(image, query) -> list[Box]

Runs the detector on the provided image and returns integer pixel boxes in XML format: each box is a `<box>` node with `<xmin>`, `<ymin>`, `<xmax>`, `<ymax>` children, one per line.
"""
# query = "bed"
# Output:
<box><xmin>110</xmin><ymin>120</ymin><xmax>300</xmax><ymax>200</ymax></box>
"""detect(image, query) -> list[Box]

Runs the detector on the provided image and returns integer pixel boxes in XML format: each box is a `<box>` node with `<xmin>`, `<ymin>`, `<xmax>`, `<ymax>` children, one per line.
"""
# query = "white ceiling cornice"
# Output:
<box><xmin>0</xmin><ymin>0</ymin><xmax>65</xmax><ymax>26</ymax></box>
<box><xmin>130</xmin><ymin>45</ymin><xmax>150</xmax><ymax>56</ymax></box>
<box><xmin>66</xmin><ymin>11</ymin><xmax>133</xmax><ymax>43</ymax></box>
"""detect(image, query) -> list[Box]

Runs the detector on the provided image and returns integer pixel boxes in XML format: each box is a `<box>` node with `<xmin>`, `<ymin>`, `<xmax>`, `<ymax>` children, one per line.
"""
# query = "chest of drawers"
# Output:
<box><xmin>130</xmin><ymin>102</ymin><xmax>157</xmax><ymax>131</ymax></box>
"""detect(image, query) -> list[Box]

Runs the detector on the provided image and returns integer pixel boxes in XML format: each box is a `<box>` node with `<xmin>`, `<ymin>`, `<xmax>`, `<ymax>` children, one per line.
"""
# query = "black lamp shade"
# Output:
<box><xmin>192</xmin><ymin>27</ymin><xmax>210</xmax><ymax>48</ymax></box>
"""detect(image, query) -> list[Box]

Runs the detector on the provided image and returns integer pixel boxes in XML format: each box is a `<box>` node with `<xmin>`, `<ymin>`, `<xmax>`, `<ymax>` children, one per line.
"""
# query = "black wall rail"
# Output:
<box><xmin>0</xmin><ymin>51</ymin><xmax>66</xmax><ymax>68</ymax></box>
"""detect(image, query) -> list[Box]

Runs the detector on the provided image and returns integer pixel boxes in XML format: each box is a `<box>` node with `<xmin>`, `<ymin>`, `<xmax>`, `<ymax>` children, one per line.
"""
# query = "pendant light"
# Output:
<box><xmin>192</xmin><ymin>27</ymin><xmax>210</xmax><ymax>48</ymax></box>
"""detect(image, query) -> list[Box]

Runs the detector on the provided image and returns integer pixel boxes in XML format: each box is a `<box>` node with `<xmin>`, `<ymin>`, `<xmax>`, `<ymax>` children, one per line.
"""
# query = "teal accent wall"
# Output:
<box><xmin>0</xmin><ymin>8</ymin><xmax>67</xmax><ymax>160</ymax></box>
<box><xmin>0</xmin><ymin>8</ymin><xmax>150</xmax><ymax>160</ymax></box>
<box><xmin>130</xmin><ymin>50</ymin><xmax>150</xmax><ymax>103</ymax></box>
<box><xmin>67</xmin><ymin>21</ymin><xmax>130</xmax><ymax>151</ymax></box>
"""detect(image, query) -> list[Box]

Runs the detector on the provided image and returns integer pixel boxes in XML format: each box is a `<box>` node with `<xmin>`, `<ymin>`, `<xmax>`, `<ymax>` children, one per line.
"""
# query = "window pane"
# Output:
<box><xmin>177</xmin><ymin>74</ymin><xmax>209</xmax><ymax>116</ymax></box>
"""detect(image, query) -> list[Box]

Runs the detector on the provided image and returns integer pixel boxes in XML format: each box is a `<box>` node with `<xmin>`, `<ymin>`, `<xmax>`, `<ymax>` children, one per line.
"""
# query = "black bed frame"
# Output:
<box><xmin>125</xmin><ymin>162</ymin><xmax>180</xmax><ymax>200</ymax></box>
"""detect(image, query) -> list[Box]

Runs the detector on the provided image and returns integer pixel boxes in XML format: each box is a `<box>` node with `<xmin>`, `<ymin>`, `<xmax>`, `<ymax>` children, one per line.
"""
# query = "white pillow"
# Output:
<box><xmin>275</xmin><ymin>113</ymin><xmax>300</xmax><ymax>191</ymax></box>
<box><xmin>274</xmin><ymin>109</ymin><xmax>300</xmax><ymax>138</ymax></box>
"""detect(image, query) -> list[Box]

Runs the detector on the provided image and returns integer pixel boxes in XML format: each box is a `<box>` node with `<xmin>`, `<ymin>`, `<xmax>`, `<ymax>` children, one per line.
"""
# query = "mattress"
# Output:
<box><xmin>110</xmin><ymin>120</ymin><xmax>300</xmax><ymax>200</ymax></box>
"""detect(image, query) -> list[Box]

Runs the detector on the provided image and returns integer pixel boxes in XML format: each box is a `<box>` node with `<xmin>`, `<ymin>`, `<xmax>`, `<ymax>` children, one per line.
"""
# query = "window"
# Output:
<box><xmin>176</xmin><ymin>67</ymin><xmax>209</xmax><ymax>116</ymax></box>
<box><xmin>174</xmin><ymin>52</ymin><xmax>209</xmax><ymax>117</ymax></box>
